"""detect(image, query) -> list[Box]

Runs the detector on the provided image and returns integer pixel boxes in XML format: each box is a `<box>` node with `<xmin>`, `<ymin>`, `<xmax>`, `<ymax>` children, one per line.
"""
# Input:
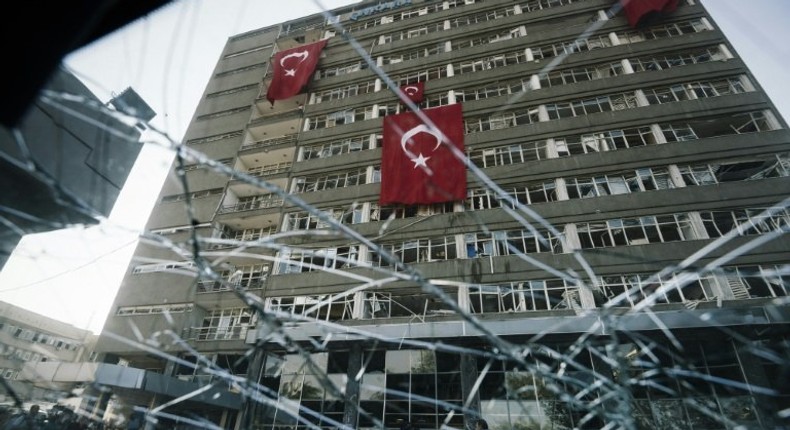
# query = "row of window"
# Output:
<box><xmin>310</xmin><ymin>15</ymin><xmax>709</xmax><ymax>107</ymax></box>
<box><xmin>195</xmin><ymin>307</ymin><xmax>256</xmax><ymax>341</ymax></box>
<box><xmin>161</xmin><ymin>188</ymin><xmax>224</xmax><ymax>203</ymax></box>
<box><xmin>0</xmin><ymin>322</ymin><xmax>80</xmax><ymax>351</ymax></box>
<box><xmin>343</xmin><ymin>0</ymin><xmax>477</xmax><ymax>33</ymax></box>
<box><xmin>464</xmin><ymin>75</ymin><xmax>749</xmax><ymax>134</ymax></box>
<box><xmin>215</xmin><ymin>110</ymin><xmax>778</xmax><ymax>225</ymax></box>
<box><xmin>218</xmin><ymin>194</ymin><xmax>284</xmax><ymax>214</ymax></box>
<box><xmin>132</xmin><ymin>261</ymin><xmax>196</xmax><ymax>275</ymax></box>
<box><xmin>273</xmin><ymin>207</ymin><xmax>788</xmax><ymax>273</ymax></box>
<box><xmin>116</xmin><ymin>303</ymin><xmax>195</xmax><ymax>316</ymax></box>
<box><xmin>195</xmin><ymin>263</ymin><xmax>787</xmax><ymax>331</ymax></box>
<box><xmin>0</xmin><ymin>343</ymin><xmax>46</xmax><ymax>363</ymax></box>
<box><xmin>1</xmin><ymin>368</ymin><xmax>18</xmax><ymax>380</ymax></box>
<box><xmin>196</xmin><ymin>264</ymin><xmax>269</xmax><ymax>293</ymax></box>
<box><xmin>277</xmin><ymin>153</ymin><xmax>787</xmax><ymax>233</ymax></box>
<box><xmin>295</xmin><ymin>108</ymin><xmax>768</xmax><ymax>170</ymax></box>
<box><xmin>469</xmin><ymin>111</ymin><xmax>775</xmax><ymax>168</ymax></box>
<box><xmin>307</xmin><ymin>69</ymin><xmax>740</xmax><ymax>134</ymax></box>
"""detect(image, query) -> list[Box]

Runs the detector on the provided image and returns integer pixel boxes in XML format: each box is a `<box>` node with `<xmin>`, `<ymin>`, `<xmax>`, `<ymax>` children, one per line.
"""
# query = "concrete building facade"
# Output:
<box><xmin>95</xmin><ymin>0</ymin><xmax>789</xmax><ymax>429</ymax></box>
<box><xmin>0</xmin><ymin>301</ymin><xmax>98</xmax><ymax>405</ymax></box>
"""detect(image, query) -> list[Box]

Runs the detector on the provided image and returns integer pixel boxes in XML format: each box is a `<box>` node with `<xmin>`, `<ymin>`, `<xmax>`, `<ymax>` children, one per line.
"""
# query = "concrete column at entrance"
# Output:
<box><xmin>736</xmin><ymin>342</ymin><xmax>778</xmax><ymax>429</ymax></box>
<box><xmin>343</xmin><ymin>343</ymin><xmax>363</xmax><ymax>428</ymax></box>
<box><xmin>240</xmin><ymin>346</ymin><xmax>266</xmax><ymax>429</ymax></box>
<box><xmin>460</xmin><ymin>353</ymin><xmax>480</xmax><ymax>430</ymax></box>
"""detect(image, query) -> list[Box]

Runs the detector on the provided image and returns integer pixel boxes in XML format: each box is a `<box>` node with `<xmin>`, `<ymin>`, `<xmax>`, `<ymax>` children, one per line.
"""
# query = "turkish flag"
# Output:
<box><xmin>380</xmin><ymin>104</ymin><xmax>466</xmax><ymax>205</ymax></box>
<box><xmin>266</xmin><ymin>39</ymin><xmax>328</xmax><ymax>105</ymax></box>
<box><xmin>621</xmin><ymin>0</ymin><xmax>678</xmax><ymax>28</ymax></box>
<box><xmin>399</xmin><ymin>82</ymin><xmax>425</xmax><ymax>104</ymax></box>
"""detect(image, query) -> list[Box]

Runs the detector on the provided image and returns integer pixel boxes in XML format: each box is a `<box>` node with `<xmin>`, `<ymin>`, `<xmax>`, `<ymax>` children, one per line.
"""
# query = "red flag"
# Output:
<box><xmin>380</xmin><ymin>104</ymin><xmax>466</xmax><ymax>205</ymax></box>
<box><xmin>399</xmin><ymin>82</ymin><xmax>425</xmax><ymax>104</ymax></box>
<box><xmin>266</xmin><ymin>39</ymin><xmax>328</xmax><ymax>105</ymax></box>
<box><xmin>620</xmin><ymin>0</ymin><xmax>678</xmax><ymax>28</ymax></box>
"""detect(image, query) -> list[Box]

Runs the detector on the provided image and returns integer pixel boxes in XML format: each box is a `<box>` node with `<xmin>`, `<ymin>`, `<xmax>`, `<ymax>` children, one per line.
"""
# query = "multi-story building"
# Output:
<box><xmin>93</xmin><ymin>0</ymin><xmax>789</xmax><ymax>429</ymax></box>
<box><xmin>0</xmin><ymin>301</ymin><xmax>98</xmax><ymax>405</ymax></box>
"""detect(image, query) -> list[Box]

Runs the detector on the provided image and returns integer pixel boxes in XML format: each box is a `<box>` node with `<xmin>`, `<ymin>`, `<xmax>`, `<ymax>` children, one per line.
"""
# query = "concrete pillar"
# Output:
<box><xmin>634</xmin><ymin>89</ymin><xmax>650</xmax><ymax>107</ymax></box>
<box><xmin>446</xmin><ymin>63</ymin><xmax>455</xmax><ymax>77</ymax></box>
<box><xmin>457</xmin><ymin>285</ymin><xmax>470</xmax><ymax>312</ymax></box>
<box><xmin>444</xmin><ymin>40</ymin><xmax>453</xmax><ymax>53</ymax></box>
<box><xmin>608</xmin><ymin>31</ymin><xmax>621</xmax><ymax>46</ymax></box>
<box><xmin>460</xmin><ymin>354</ymin><xmax>481</xmax><ymax>430</ymax></box>
<box><xmin>537</xmin><ymin>105</ymin><xmax>550</xmax><ymax>122</ymax></box>
<box><xmin>718</xmin><ymin>43</ymin><xmax>734</xmax><ymax>60</ymax></box>
<box><xmin>374</xmin><ymin>78</ymin><xmax>382</xmax><ymax>92</ymax></box>
<box><xmin>700</xmin><ymin>17</ymin><xmax>714</xmax><ymax>31</ymax></box>
<box><xmin>529</xmin><ymin>74</ymin><xmax>541</xmax><ymax>90</ymax></box>
<box><xmin>667</xmin><ymin>165</ymin><xmax>686</xmax><ymax>188</ymax></box>
<box><xmin>650</xmin><ymin>123</ymin><xmax>668</xmax><ymax>144</ymax></box>
<box><xmin>525</xmin><ymin>48</ymin><xmax>534</xmax><ymax>62</ymax></box>
<box><xmin>240</xmin><ymin>347</ymin><xmax>267</xmax><ymax>429</ymax></box>
<box><xmin>735</xmin><ymin>341</ymin><xmax>779</xmax><ymax>429</ymax></box>
<box><xmin>687</xmin><ymin>212</ymin><xmax>709</xmax><ymax>240</ymax></box>
<box><xmin>764</xmin><ymin>110</ymin><xmax>782</xmax><ymax>130</ymax></box>
<box><xmin>513</xmin><ymin>4</ymin><xmax>522</xmax><ymax>14</ymax></box>
<box><xmin>448</xmin><ymin>90</ymin><xmax>457</xmax><ymax>104</ymax></box>
<box><xmin>621</xmin><ymin>58</ymin><xmax>635</xmax><ymax>74</ymax></box>
<box><xmin>597</xmin><ymin>10</ymin><xmax>609</xmax><ymax>21</ymax></box>
<box><xmin>545</xmin><ymin>138</ymin><xmax>560</xmax><ymax>159</ymax></box>
<box><xmin>342</xmin><ymin>343</ymin><xmax>363</xmax><ymax>428</ymax></box>
<box><xmin>562</xmin><ymin>224</ymin><xmax>581</xmax><ymax>253</ymax></box>
<box><xmin>554</xmin><ymin>178</ymin><xmax>569</xmax><ymax>201</ymax></box>
<box><xmin>353</xmin><ymin>291</ymin><xmax>366</xmax><ymax>319</ymax></box>
<box><xmin>740</xmin><ymin>74</ymin><xmax>756</xmax><ymax>92</ymax></box>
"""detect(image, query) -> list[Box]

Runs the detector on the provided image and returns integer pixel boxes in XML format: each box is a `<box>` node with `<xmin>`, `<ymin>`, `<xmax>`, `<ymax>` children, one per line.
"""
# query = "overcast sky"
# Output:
<box><xmin>0</xmin><ymin>0</ymin><xmax>788</xmax><ymax>334</ymax></box>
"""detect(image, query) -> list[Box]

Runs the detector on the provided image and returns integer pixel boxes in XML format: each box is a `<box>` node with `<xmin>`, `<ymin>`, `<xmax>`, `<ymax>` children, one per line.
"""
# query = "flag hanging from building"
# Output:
<box><xmin>620</xmin><ymin>0</ymin><xmax>678</xmax><ymax>28</ymax></box>
<box><xmin>266</xmin><ymin>39</ymin><xmax>328</xmax><ymax>105</ymax></box>
<box><xmin>399</xmin><ymin>82</ymin><xmax>425</xmax><ymax>104</ymax></box>
<box><xmin>380</xmin><ymin>104</ymin><xmax>466</xmax><ymax>205</ymax></box>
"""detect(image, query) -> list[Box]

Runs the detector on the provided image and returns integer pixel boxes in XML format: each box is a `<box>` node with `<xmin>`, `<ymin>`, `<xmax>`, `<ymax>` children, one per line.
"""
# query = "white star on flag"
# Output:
<box><xmin>411</xmin><ymin>153</ymin><xmax>431</xmax><ymax>168</ymax></box>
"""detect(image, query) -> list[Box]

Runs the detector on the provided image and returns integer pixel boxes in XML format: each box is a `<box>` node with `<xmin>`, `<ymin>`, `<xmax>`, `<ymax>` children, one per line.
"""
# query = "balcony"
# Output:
<box><xmin>239</xmin><ymin>134</ymin><xmax>298</xmax><ymax>153</ymax></box>
<box><xmin>218</xmin><ymin>194</ymin><xmax>283</xmax><ymax>215</ymax></box>
<box><xmin>197</xmin><ymin>278</ymin><xmax>266</xmax><ymax>293</ymax></box>
<box><xmin>191</xmin><ymin>325</ymin><xmax>252</xmax><ymax>341</ymax></box>
<box><xmin>231</xmin><ymin>162</ymin><xmax>292</xmax><ymax>183</ymax></box>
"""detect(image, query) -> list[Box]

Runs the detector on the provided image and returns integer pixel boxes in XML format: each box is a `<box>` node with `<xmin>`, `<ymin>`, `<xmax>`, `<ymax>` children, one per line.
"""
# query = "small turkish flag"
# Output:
<box><xmin>399</xmin><ymin>82</ymin><xmax>425</xmax><ymax>104</ymax></box>
<box><xmin>266</xmin><ymin>39</ymin><xmax>328</xmax><ymax>105</ymax></box>
<box><xmin>620</xmin><ymin>0</ymin><xmax>678</xmax><ymax>28</ymax></box>
<box><xmin>380</xmin><ymin>104</ymin><xmax>466</xmax><ymax>205</ymax></box>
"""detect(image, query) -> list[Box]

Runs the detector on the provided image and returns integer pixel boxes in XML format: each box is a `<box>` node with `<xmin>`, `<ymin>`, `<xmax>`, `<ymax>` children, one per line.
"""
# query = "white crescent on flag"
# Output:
<box><xmin>280</xmin><ymin>51</ymin><xmax>309</xmax><ymax>77</ymax></box>
<box><xmin>400</xmin><ymin>124</ymin><xmax>446</xmax><ymax>170</ymax></box>
<box><xmin>403</xmin><ymin>86</ymin><xmax>420</xmax><ymax>96</ymax></box>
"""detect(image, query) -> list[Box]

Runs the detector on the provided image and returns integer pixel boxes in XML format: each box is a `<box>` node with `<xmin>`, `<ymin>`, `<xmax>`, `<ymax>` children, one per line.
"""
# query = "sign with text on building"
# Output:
<box><xmin>350</xmin><ymin>0</ymin><xmax>413</xmax><ymax>20</ymax></box>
